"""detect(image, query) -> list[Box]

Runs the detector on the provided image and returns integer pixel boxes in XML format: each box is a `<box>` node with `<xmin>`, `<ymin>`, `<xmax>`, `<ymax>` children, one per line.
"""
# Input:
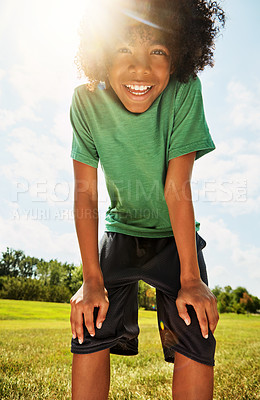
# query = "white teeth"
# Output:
<box><xmin>124</xmin><ymin>84</ymin><xmax>152</xmax><ymax>95</ymax></box>
<box><xmin>125</xmin><ymin>84</ymin><xmax>152</xmax><ymax>91</ymax></box>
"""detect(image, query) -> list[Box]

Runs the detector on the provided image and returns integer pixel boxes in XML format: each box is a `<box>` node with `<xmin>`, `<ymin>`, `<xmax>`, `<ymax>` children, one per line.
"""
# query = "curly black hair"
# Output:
<box><xmin>76</xmin><ymin>0</ymin><xmax>225</xmax><ymax>90</ymax></box>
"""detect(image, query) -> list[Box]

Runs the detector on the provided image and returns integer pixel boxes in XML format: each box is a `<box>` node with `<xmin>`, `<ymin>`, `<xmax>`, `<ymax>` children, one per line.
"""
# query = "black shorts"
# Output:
<box><xmin>71</xmin><ymin>232</ymin><xmax>216</xmax><ymax>366</ymax></box>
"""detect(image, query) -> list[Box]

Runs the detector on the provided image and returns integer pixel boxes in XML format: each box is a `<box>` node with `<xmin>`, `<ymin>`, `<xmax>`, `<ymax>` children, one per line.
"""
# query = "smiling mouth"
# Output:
<box><xmin>123</xmin><ymin>84</ymin><xmax>153</xmax><ymax>96</ymax></box>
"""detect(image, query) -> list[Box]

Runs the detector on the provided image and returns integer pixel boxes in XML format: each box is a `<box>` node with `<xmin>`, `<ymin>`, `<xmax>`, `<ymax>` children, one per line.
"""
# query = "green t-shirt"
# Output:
<box><xmin>70</xmin><ymin>75</ymin><xmax>215</xmax><ymax>238</ymax></box>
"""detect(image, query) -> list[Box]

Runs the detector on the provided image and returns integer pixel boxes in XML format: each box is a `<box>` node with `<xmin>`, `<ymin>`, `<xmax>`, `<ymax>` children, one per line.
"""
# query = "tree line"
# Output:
<box><xmin>0</xmin><ymin>248</ymin><xmax>82</xmax><ymax>303</ymax></box>
<box><xmin>0</xmin><ymin>247</ymin><xmax>259</xmax><ymax>313</ymax></box>
<box><xmin>212</xmin><ymin>285</ymin><xmax>260</xmax><ymax>314</ymax></box>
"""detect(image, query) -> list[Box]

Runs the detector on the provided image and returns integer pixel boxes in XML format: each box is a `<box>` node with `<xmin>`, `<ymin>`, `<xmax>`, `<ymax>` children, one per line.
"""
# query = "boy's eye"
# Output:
<box><xmin>151</xmin><ymin>49</ymin><xmax>167</xmax><ymax>56</ymax></box>
<box><xmin>116</xmin><ymin>47</ymin><xmax>168</xmax><ymax>56</ymax></box>
<box><xmin>117</xmin><ymin>48</ymin><xmax>131</xmax><ymax>54</ymax></box>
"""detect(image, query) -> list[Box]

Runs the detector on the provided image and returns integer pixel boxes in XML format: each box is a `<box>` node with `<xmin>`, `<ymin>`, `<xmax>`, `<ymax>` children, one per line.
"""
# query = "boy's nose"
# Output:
<box><xmin>128</xmin><ymin>55</ymin><xmax>151</xmax><ymax>75</ymax></box>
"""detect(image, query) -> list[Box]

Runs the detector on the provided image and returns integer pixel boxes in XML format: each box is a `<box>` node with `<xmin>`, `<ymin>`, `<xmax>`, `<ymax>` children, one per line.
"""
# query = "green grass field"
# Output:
<box><xmin>0</xmin><ymin>299</ymin><xmax>259</xmax><ymax>399</ymax></box>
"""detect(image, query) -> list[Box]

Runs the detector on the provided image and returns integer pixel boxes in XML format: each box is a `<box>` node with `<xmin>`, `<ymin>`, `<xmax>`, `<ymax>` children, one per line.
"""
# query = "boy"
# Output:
<box><xmin>69</xmin><ymin>1</ymin><xmax>225</xmax><ymax>399</ymax></box>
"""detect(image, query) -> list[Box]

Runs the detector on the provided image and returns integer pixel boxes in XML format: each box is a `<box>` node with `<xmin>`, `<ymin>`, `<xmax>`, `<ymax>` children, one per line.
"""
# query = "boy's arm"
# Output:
<box><xmin>72</xmin><ymin>159</ymin><xmax>101</xmax><ymax>281</ymax></box>
<box><xmin>70</xmin><ymin>159</ymin><xmax>109</xmax><ymax>343</ymax></box>
<box><xmin>164</xmin><ymin>152</ymin><xmax>219</xmax><ymax>338</ymax></box>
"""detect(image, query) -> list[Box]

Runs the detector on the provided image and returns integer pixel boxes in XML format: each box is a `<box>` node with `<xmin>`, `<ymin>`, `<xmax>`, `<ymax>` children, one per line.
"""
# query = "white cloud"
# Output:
<box><xmin>5</xmin><ymin>1</ymin><xmax>84</xmax><ymax>108</ymax></box>
<box><xmin>232</xmin><ymin>246</ymin><xmax>260</xmax><ymax>280</ymax></box>
<box><xmin>0</xmin><ymin>214</ymin><xmax>80</xmax><ymax>265</ymax></box>
<box><xmin>227</xmin><ymin>80</ymin><xmax>260</xmax><ymax>131</ymax></box>
<box><xmin>6</xmin><ymin>126</ymin><xmax>70</xmax><ymax>174</ymax></box>
<box><xmin>201</xmin><ymin>217</ymin><xmax>240</xmax><ymax>251</ymax></box>
<box><xmin>199</xmin><ymin>217</ymin><xmax>260</xmax><ymax>296</ymax></box>
<box><xmin>0</xmin><ymin>69</ymin><xmax>5</xmax><ymax>81</ymax></box>
<box><xmin>0</xmin><ymin>106</ymin><xmax>41</xmax><ymax>131</ymax></box>
<box><xmin>9</xmin><ymin>63</ymin><xmax>74</xmax><ymax>108</ymax></box>
<box><xmin>1</xmin><ymin>126</ymin><xmax>73</xmax><ymax>206</ymax></box>
<box><xmin>51</xmin><ymin>111</ymin><xmax>72</xmax><ymax>147</ymax></box>
<box><xmin>193</xmin><ymin>138</ymin><xmax>260</xmax><ymax>216</ymax></box>
<box><xmin>0</xmin><ymin>68</ymin><xmax>6</xmax><ymax>100</ymax></box>
<box><xmin>210</xmin><ymin>265</ymin><xmax>230</xmax><ymax>280</ymax></box>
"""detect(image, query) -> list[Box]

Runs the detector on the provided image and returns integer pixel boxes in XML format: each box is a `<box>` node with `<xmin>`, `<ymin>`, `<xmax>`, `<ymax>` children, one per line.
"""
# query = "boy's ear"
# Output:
<box><xmin>170</xmin><ymin>63</ymin><xmax>175</xmax><ymax>75</ymax></box>
<box><xmin>104</xmin><ymin>76</ymin><xmax>111</xmax><ymax>90</ymax></box>
<box><xmin>169</xmin><ymin>56</ymin><xmax>175</xmax><ymax>74</ymax></box>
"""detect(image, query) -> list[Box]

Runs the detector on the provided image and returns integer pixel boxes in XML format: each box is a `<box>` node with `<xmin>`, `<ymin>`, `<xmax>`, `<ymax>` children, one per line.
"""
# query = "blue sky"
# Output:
<box><xmin>0</xmin><ymin>0</ymin><xmax>259</xmax><ymax>296</ymax></box>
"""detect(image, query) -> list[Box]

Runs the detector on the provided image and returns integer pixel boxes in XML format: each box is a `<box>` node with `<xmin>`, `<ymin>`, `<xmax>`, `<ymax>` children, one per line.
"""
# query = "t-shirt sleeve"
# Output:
<box><xmin>168</xmin><ymin>76</ymin><xmax>215</xmax><ymax>162</ymax></box>
<box><xmin>70</xmin><ymin>87</ymin><xmax>99</xmax><ymax>168</ymax></box>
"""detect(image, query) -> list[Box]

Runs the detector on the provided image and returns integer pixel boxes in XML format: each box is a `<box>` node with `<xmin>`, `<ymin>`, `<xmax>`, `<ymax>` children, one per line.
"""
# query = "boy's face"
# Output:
<box><xmin>107</xmin><ymin>24</ymin><xmax>173</xmax><ymax>113</ymax></box>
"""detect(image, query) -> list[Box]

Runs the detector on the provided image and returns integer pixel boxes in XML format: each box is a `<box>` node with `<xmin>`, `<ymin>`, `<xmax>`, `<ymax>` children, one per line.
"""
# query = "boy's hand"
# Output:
<box><xmin>176</xmin><ymin>278</ymin><xmax>219</xmax><ymax>339</ymax></box>
<box><xmin>70</xmin><ymin>279</ymin><xmax>109</xmax><ymax>344</ymax></box>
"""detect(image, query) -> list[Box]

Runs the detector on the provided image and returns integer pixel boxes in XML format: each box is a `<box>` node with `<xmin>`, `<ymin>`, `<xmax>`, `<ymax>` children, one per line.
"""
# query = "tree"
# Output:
<box><xmin>35</xmin><ymin>259</ymin><xmax>50</xmax><ymax>285</ymax></box>
<box><xmin>49</xmin><ymin>260</ymin><xmax>64</xmax><ymax>286</ymax></box>
<box><xmin>63</xmin><ymin>262</ymin><xmax>79</xmax><ymax>293</ymax></box>
<box><xmin>240</xmin><ymin>292</ymin><xmax>254</xmax><ymax>313</ymax></box>
<box><xmin>251</xmin><ymin>296</ymin><xmax>260</xmax><ymax>313</ymax></box>
<box><xmin>217</xmin><ymin>291</ymin><xmax>232</xmax><ymax>313</ymax></box>
<box><xmin>69</xmin><ymin>264</ymin><xmax>83</xmax><ymax>294</ymax></box>
<box><xmin>0</xmin><ymin>248</ymin><xmax>24</xmax><ymax>277</ymax></box>
<box><xmin>138</xmin><ymin>281</ymin><xmax>156</xmax><ymax>310</ymax></box>
<box><xmin>224</xmin><ymin>285</ymin><xmax>232</xmax><ymax>293</ymax></box>
<box><xmin>212</xmin><ymin>285</ymin><xmax>260</xmax><ymax>314</ymax></box>
<box><xmin>0</xmin><ymin>248</ymin><xmax>39</xmax><ymax>278</ymax></box>
<box><xmin>0</xmin><ymin>247</ymin><xmax>83</xmax><ymax>303</ymax></box>
<box><xmin>212</xmin><ymin>285</ymin><xmax>222</xmax><ymax>298</ymax></box>
<box><xmin>18</xmin><ymin>256</ymin><xmax>38</xmax><ymax>278</ymax></box>
<box><xmin>232</xmin><ymin>287</ymin><xmax>249</xmax><ymax>303</ymax></box>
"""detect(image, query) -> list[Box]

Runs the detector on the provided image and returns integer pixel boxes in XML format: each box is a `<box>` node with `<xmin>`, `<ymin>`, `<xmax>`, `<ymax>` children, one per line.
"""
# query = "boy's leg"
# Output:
<box><xmin>72</xmin><ymin>349</ymin><xmax>110</xmax><ymax>400</ymax></box>
<box><xmin>151</xmin><ymin>233</ymin><xmax>216</xmax><ymax>399</ymax></box>
<box><xmin>172</xmin><ymin>352</ymin><xmax>213</xmax><ymax>400</ymax></box>
<box><xmin>70</xmin><ymin>232</ymin><xmax>141</xmax><ymax>399</ymax></box>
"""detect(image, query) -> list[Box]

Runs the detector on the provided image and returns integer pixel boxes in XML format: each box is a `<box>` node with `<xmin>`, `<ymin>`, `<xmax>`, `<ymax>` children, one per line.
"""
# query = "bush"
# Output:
<box><xmin>213</xmin><ymin>285</ymin><xmax>260</xmax><ymax>314</ymax></box>
<box><xmin>0</xmin><ymin>276</ymin><xmax>71</xmax><ymax>303</ymax></box>
<box><xmin>0</xmin><ymin>277</ymin><xmax>47</xmax><ymax>301</ymax></box>
<box><xmin>138</xmin><ymin>281</ymin><xmax>157</xmax><ymax>310</ymax></box>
